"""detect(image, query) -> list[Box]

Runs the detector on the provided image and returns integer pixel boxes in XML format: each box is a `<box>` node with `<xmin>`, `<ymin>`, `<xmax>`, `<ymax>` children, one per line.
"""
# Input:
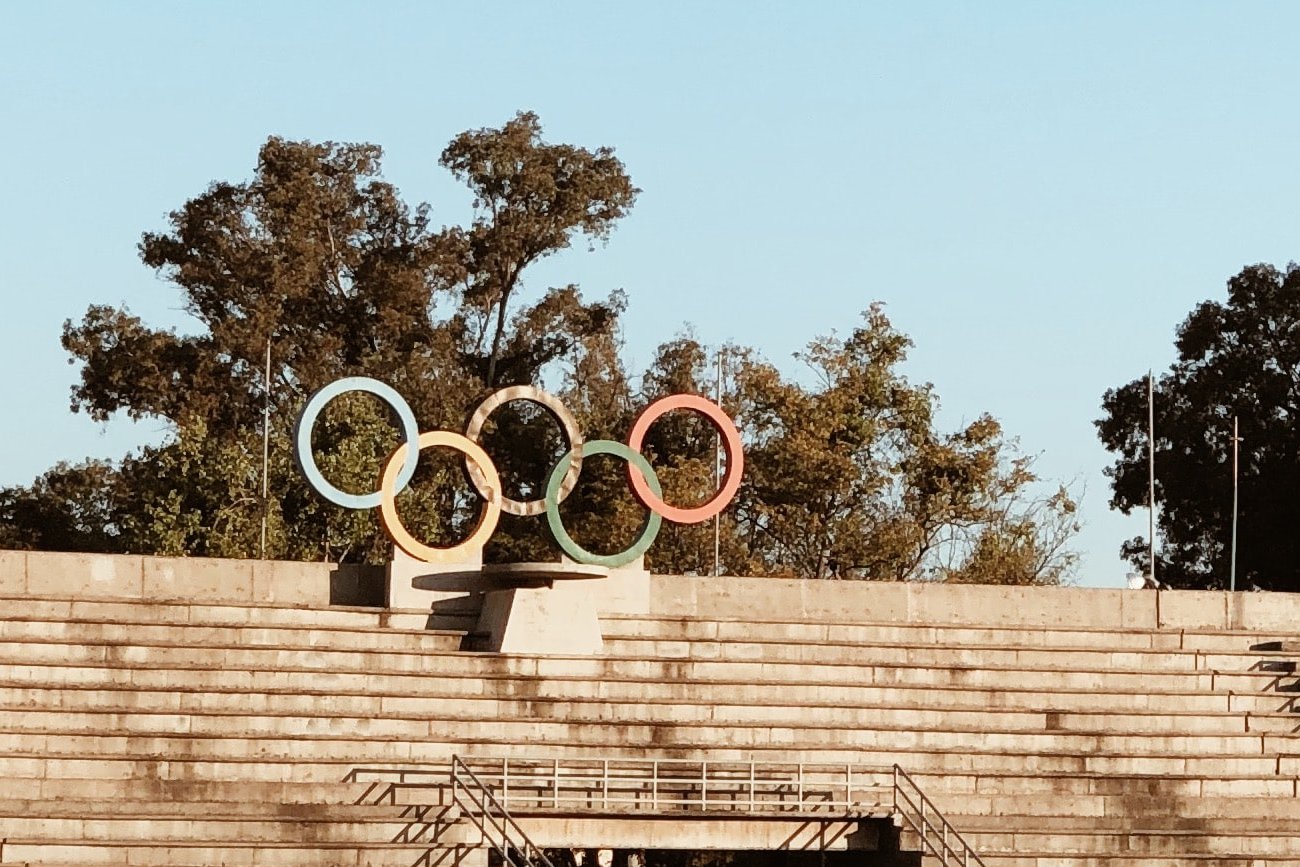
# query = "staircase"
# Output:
<box><xmin>450</xmin><ymin>756</ymin><xmax>556</xmax><ymax>867</ymax></box>
<box><xmin>892</xmin><ymin>765</ymin><xmax>985</xmax><ymax>867</ymax></box>
<box><xmin>357</xmin><ymin>756</ymin><xmax>933</xmax><ymax>864</ymax></box>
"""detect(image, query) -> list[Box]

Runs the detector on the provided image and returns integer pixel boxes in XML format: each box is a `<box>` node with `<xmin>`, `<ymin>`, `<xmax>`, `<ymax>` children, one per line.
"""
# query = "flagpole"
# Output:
<box><xmin>1148</xmin><ymin>371</ymin><xmax>1156</xmax><ymax>583</ymax></box>
<box><xmin>713</xmin><ymin>349</ymin><xmax>723</xmax><ymax>577</ymax></box>
<box><xmin>1230</xmin><ymin>415</ymin><xmax>1241</xmax><ymax>592</ymax></box>
<box><xmin>261</xmin><ymin>339</ymin><xmax>271</xmax><ymax>560</ymax></box>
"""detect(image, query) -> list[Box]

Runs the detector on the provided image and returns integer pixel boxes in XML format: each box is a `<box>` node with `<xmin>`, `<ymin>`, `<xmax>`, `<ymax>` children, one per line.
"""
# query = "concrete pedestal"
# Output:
<box><xmin>386</xmin><ymin>547</ymin><xmax>484</xmax><ymax>630</ymax></box>
<box><xmin>476</xmin><ymin>565</ymin><xmax>608</xmax><ymax>654</ymax></box>
<box><xmin>389</xmin><ymin>547</ymin><xmax>650</xmax><ymax>652</ymax></box>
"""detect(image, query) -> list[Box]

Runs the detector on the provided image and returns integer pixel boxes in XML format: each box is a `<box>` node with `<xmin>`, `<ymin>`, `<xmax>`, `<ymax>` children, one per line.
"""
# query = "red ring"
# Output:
<box><xmin>625</xmin><ymin>394</ymin><xmax>744</xmax><ymax>524</ymax></box>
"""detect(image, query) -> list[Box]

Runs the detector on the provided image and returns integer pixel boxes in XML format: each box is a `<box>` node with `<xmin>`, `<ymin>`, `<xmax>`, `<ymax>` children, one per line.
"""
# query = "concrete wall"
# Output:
<box><xmin>4</xmin><ymin>549</ymin><xmax>1298</xmax><ymax>634</ymax></box>
<box><xmin>0</xmin><ymin>550</ymin><xmax>382</xmax><ymax>608</ymax></box>
<box><xmin>646</xmin><ymin>573</ymin><xmax>1300</xmax><ymax>633</ymax></box>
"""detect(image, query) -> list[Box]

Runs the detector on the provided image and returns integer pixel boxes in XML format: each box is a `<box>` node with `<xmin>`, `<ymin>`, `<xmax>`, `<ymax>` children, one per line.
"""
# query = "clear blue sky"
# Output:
<box><xmin>3</xmin><ymin>2</ymin><xmax>1298</xmax><ymax>586</ymax></box>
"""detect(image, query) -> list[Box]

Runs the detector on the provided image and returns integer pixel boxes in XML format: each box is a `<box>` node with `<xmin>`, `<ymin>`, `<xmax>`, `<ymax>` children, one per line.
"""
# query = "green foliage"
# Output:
<box><xmin>437</xmin><ymin>111</ymin><xmax>638</xmax><ymax>387</ymax></box>
<box><xmin>40</xmin><ymin>113</ymin><xmax>633</xmax><ymax>564</ymax></box>
<box><xmin>720</xmin><ymin>305</ymin><xmax>1077</xmax><ymax>583</ymax></box>
<box><xmin>1097</xmin><ymin>262</ymin><xmax>1300</xmax><ymax>590</ymax></box>
<box><xmin>3</xmin><ymin>115</ymin><xmax>1077</xmax><ymax>584</ymax></box>
<box><xmin>0</xmin><ymin>460</ymin><xmax>121</xmax><ymax>552</ymax></box>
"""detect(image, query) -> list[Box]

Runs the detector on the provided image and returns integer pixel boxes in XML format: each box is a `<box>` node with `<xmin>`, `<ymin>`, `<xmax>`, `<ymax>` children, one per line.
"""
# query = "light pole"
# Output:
<box><xmin>713</xmin><ymin>348</ymin><xmax>726</xmax><ymax>577</ymax></box>
<box><xmin>1147</xmin><ymin>371</ymin><xmax>1156</xmax><ymax>583</ymax></box>
<box><xmin>261</xmin><ymin>338</ymin><xmax>271</xmax><ymax>560</ymax></box>
<box><xmin>1230</xmin><ymin>415</ymin><xmax>1242</xmax><ymax>592</ymax></box>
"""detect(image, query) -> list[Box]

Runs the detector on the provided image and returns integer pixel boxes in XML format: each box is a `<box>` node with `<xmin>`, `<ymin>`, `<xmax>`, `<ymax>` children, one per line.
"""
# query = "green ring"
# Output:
<box><xmin>544</xmin><ymin>439</ymin><xmax>663</xmax><ymax>568</ymax></box>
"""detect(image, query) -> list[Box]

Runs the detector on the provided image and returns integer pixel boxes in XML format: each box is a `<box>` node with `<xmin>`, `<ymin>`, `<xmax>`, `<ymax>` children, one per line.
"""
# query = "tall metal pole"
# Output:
<box><xmin>261</xmin><ymin>339</ymin><xmax>271</xmax><ymax>560</ymax></box>
<box><xmin>1147</xmin><ymin>371</ymin><xmax>1156</xmax><ymax>583</ymax></box>
<box><xmin>714</xmin><ymin>349</ymin><xmax>723</xmax><ymax>577</ymax></box>
<box><xmin>1230</xmin><ymin>415</ymin><xmax>1241</xmax><ymax>592</ymax></box>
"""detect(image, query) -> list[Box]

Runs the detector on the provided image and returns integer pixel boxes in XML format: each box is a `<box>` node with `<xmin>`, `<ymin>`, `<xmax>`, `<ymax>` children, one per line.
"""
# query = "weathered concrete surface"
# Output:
<box><xmin>5</xmin><ymin>551</ymin><xmax>379</xmax><ymax>608</ymax></box>
<box><xmin>647</xmin><ymin>573</ymin><xmax>1300</xmax><ymax>633</ymax></box>
<box><xmin>477</xmin><ymin>580</ymin><xmax>604</xmax><ymax>654</ymax></box>
<box><xmin>25</xmin><ymin>552</ymin><xmax>146</xmax><ymax>599</ymax></box>
<box><xmin>143</xmin><ymin>556</ymin><xmax>253</xmax><ymax>603</ymax></box>
<box><xmin>16</xmin><ymin>550</ymin><xmax>1292</xmax><ymax>638</ymax></box>
<box><xmin>7</xmin><ymin>549</ymin><xmax>1300</xmax><ymax>866</ymax></box>
<box><xmin>0</xmin><ymin>548</ymin><xmax>26</xmax><ymax>594</ymax></box>
<box><xmin>511</xmin><ymin>816</ymin><xmax>880</xmax><ymax>850</ymax></box>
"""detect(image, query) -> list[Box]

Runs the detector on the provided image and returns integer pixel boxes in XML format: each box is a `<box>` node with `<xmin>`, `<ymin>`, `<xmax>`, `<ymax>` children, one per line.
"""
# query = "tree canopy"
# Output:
<box><xmin>2</xmin><ymin>113</ymin><xmax>1077</xmax><ymax>584</ymax></box>
<box><xmin>1097</xmin><ymin>262</ymin><xmax>1300</xmax><ymax>591</ymax></box>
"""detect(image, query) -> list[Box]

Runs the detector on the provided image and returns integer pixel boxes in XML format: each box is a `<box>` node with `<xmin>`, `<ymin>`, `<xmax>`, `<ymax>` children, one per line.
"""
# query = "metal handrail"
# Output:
<box><xmin>451</xmin><ymin>755</ymin><xmax>556</xmax><ymax>867</ymax></box>
<box><xmin>892</xmin><ymin>764</ymin><xmax>986</xmax><ymax>867</ymax></box>
<box><xmin>350</xmin><ymin>757</ymin><xmax>985</xmax><ymax>866</ymax></box>
<box><xmin>447</xmin><ymin>756</ymin><xmax>889</xmax><ymax>815</ymax></box>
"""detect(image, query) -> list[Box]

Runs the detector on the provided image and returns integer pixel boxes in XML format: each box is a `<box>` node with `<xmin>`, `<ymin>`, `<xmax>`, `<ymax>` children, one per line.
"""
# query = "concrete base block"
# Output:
<box><xmin>387</xmin><ymin>546</ymin><xmax>485</xmax><ymax>629</ymax></box>
<box><xmin>476</xmin><ymin>578</ymin><xmax>605</xmax><ymax>655</ymax></box>
<box><xmin>143</xmin><ymin>556</ymin><xmax>252</xmax><ymax>602</ymax></box>
<box><xmin>251</xmin><ymin>560</ymin><xmax>328</xmax><ymax>606</ymax></box>
<box><xmin>0</xmin><ymin>549</ymin><xmax>26</xmax><ymax>594</ymax></box>
<box><xmin>26</xmin><ymin>552</ymin><xmax>144</xmax><ymax>599</ymax></box>
<box><xmin>590</xmin><ymin>558</ymin><xmax>651</xmax><ymax>616</ymax></box>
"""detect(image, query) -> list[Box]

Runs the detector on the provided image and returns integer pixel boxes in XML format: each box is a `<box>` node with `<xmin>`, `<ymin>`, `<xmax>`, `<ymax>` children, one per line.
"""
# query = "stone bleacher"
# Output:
<box><xmin>1</xmin><ymin>549</ymin><xmax>1299</xmax><ymax>866</ymax></box>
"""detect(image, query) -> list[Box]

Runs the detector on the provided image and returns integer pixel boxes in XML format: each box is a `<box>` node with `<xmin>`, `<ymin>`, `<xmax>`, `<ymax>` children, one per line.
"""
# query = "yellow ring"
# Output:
<box><xmin>378</xmin><ymin>430</ymin><xmax>502</xmax><ymax>564</ymax></box>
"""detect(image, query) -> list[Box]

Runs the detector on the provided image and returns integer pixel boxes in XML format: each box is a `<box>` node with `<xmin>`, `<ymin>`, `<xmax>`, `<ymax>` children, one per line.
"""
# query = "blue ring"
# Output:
<box><xmin>293</xmin><ymin>377</ymin><xmax>421</xmax><ymax>510</ymax></box>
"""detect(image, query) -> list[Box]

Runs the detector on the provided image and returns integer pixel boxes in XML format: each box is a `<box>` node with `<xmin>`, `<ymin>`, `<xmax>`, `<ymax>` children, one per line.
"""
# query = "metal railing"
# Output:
<box><xmin>892</xmin><ymin>764</ymin><xmax>987</xmax><ymax>867</ymax></box>
<box><xmin>451</xmin><ymin>755</ymin><xmax>555</xmax><ymax>867</ymax></box>
<box><xmin>347</xmin><ymin>757</ymin><xmax>985</xmax><ymax>866</ymax></box>
<box><xmin>450</xmin><ymin>756</ymin><xmax>890</xmax><ymax>815</ymax></box>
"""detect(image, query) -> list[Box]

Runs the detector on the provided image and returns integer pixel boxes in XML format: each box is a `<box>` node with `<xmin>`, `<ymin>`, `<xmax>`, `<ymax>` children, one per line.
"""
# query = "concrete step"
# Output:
<box><xmin>904</xmin><ymin>826</ymin><xmax>1300</xmax><ymax>856</ymax></box>
<box><xmin>25</xmin><ymin>616</ymin><xmax>1294</xmax><ymax>675</ymax></box>
<box><xmin>912</xmin><ymin>770</ymin><xmax>1300</xmax><ymax>798</ymax></box>
<box><xmin>4</xmin><ymin>645</ymin><xmax>1282</xmax><ymax>694</ymax></box>
<box><xmin>0</xmin><ymin>812</ymin><xmax>474</xmax><ymax>844</ymax></box>
<box><xmin>605</xmin><ymin>636</ymin><xmax>1300</xmax><ymax>675</ymax></box>
<box><xmin>941</xmin><ymin>857</ymin><xmax>1294</xmax><ymax>863</ymax></box>
<box><xmin>17</xmin><ymin>791</ymin><xmax>1296</xmax><ymax>829</ymax></box>
<box><xmin>0</xmin><ymin>739</ymin><xmax>1291</xmax><ymax>778</ymax></box>
<box><xmin>15</xmin><ymin>762</ymin><xmax>1300</xmax><ymax>801</ymax></box>
<box><xmin>0</xmin><ymin>798</ymin><xmax>447</xmax><ymax>819</ymax></box>
<box><xmin>0</xmin><ymin>778</ymin><xmax>449</xmax><ymax>806</ymax></box>
<box><xmin>599</xmin><ymin>634</ymin><xmax>1284</xmax><ymax>674</ymax></box>
<box><xmin>924</xmin><ymin>857</ymin><xmax>1284</xmax><ymax>867</ymax></box>
<box><xmin>0</xmin><ymin>841</ymin><xmax>481</xmax><ymax>867</ymax></box>
<box><xmin>603</xmin><ymin>614</ymin><xmax>1300</xmax><ymax>653</ymax></box>
<box><xmin>4</xmin><ymin>630</ymin><xmax>1285</xmax><ymax>678</ymax></box>
<box><xmin>7</xmin><ymin>678</ymin><xmax>1295</xmax><ymax>721</ymax></box>
<box><xmin>916</xmin><ymin>791</ymin><xmax>1300</xmax><ymax>820</ymax></box>
<box><xmin>6</xmin><ymin>664</ymin><xmax>1289</xmax><ymax>716</ymax></box>
<box><xmin>0</xmin><ymin>596</ymin><xmax>445</xmax><ymax>630</ymax></box>
<box><xmin>18</xmin><ymin>770</ymin><xmax>1299</xmax><ymax>806</ymax></box>
<box><xmin>913</xmin><ymin>813</ymin><xmax>1288</xmax><ymax>834</ymax></box>
<box><xmin>0</xmin><ymin>618</ymin><xmax>466</xmax><ymax>654</ymax></box>
<box><xmin>1248</xmin><ymin>639</ymin><xmax>1300</xmax><ymax>653</ymax></box>
<box><xmin>2</xmin><ymin>692</ymin><xmax>1291</xmax><ymax>737</ymax></box>
<box><xmin>13</xmin><ymin>599</ymin><xmax>1293</xmax><ymax>658</ymax></box>
<box><xmin>1</xmin><ymin>708</ymin><xmax>1287</xmax><ymax>756</ymax></box>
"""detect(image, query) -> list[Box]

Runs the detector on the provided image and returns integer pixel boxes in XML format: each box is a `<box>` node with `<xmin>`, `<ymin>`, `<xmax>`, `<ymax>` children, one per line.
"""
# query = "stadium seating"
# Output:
<box><xmin>1</xmin><ymin>551</ymin><xmax>1298</xmax><ymax>866</ymax></box>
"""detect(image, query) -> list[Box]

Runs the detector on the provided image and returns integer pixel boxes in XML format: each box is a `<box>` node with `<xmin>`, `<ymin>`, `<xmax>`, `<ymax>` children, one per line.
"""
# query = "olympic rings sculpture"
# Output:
<box><xmin>293</xmin><ymin>377</ymin><xmax>744</xmax><ymax>568</ymax></box>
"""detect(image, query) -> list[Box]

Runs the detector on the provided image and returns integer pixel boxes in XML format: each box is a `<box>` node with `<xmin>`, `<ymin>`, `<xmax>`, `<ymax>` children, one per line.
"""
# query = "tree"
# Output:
<box><xmin>618</xmin><ymin>309</ymin><xmax>1079</xmax><ymax>583</ymax></box>
<box><xmin>41</xmin><ymin>114</ymin><xmax>637</xmax><ymax>562</ymax></box>
<box><xmin>5</xmin><ymin>116</ymin><xmax>1078</xmax><ymax>583</ymax></box>
<box><xmin>1097</xmin><ymin>262</ymin><xmax>1300</xmax><ymax>591</ymax></box>
<box><xmin>727</xmin><ymin>305</ymin><xmax>1077</xmax><ymax>583</ymax></box>
<box><xmin>437</xmin><ymin>111</ymin><xmax>638</xmax><ymax>387</ymax></box>
<box><xmin>0</xmin><ymin>460</ymin><xmax>121</xmax><ymax>553</ymax></box>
